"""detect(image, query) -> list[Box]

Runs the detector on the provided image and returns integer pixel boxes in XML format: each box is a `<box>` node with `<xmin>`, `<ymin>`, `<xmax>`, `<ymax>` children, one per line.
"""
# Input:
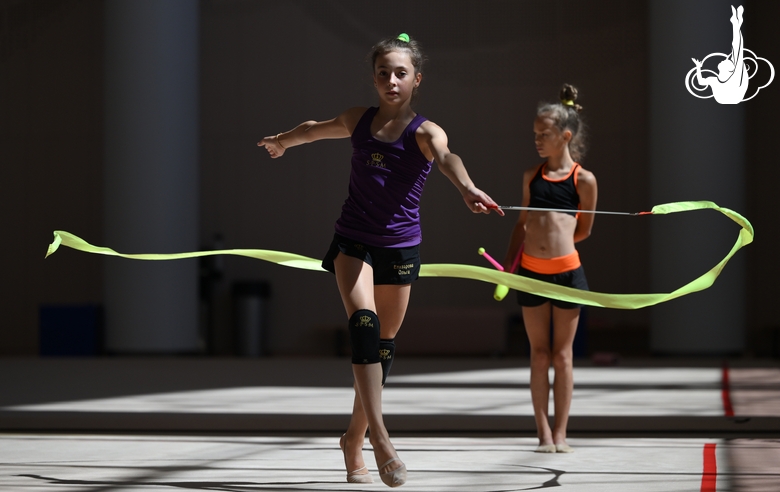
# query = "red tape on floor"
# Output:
<box><xmin>721</xmin><ymin>363</ymin><xmax>734</xmax><ymax>417</ymax></box>
<box><xmin>701</xmin><ymin>443</ymin><xmax>717</xmax><ymax>492</ymax></box>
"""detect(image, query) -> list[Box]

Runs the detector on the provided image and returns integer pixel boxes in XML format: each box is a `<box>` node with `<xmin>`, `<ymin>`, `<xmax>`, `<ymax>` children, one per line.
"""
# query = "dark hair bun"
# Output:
<box><xmin>559</xmin><ymin>83</ymin><xmax>583</xmax><ymax>112</ymax></box>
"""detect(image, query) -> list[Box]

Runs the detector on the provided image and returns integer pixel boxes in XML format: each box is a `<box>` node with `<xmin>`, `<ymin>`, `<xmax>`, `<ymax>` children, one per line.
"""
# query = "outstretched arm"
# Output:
<box><xmin>257</xmin><ymin>107</ymin><xmax>365</xmax><ymax>158</ymax></box>
<box><xmin>417</xmin><ymin>121</ymin><xmax>503</xmax><ymax>215</ymax></box>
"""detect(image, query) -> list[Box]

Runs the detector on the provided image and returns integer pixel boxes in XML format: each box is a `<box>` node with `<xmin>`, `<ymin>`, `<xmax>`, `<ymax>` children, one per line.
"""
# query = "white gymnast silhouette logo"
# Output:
<box><xmin>685</xmin><ymin>5</ymin><xmax>774</xmax><ymax>104</ymax></box>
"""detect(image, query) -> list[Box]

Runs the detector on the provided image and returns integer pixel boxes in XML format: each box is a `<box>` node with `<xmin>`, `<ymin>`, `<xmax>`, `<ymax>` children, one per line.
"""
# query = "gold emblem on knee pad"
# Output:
<box><xmin>357</xmin><ymin>315</ymin><xmax>374</xmax><ymax>328</ymax></box>
<box><xmin>379</xmin><ymin>349</ymin><xmax>391</xmax><ymax>360</ymax></box>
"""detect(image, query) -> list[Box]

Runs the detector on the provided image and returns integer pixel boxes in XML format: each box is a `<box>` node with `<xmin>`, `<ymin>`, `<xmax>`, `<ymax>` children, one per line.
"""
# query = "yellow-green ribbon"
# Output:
<box><xmin>46</xmin><ymin>201</ymin><xmax>752</xmax><ymax>310</ymax></box>
<box><xmin>46</xmin><ymin>231</ymin><xmax>327</xmax><ymax>271</ymax></box>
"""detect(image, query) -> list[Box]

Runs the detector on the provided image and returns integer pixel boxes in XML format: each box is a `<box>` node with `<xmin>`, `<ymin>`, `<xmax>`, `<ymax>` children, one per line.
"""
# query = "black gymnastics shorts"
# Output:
<box><xmin>321</xmin><ymin>233</ymin><xmax>421</xmax><ymax>285</ymax></box>
<box><xmin>515</xmin><ymin>264</ymin><xmax>589</xmax><ymax>310</ymax></box>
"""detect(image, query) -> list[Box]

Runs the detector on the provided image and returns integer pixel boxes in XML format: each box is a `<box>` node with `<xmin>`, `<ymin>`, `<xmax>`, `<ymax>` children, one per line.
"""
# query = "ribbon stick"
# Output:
<box><xmin>496</xmin><ymin>205</ymin><xmax>649</xmax><ymax>216</ymax></box>
<box><xmin>489</xmin><ymin>204</ymin><xmax>652</xmax><ymax>216</ymax></box>
<box><xmin>46</xmin><ymin>201</ymin><xmax>753</xmax><ymax>310</ymax></box>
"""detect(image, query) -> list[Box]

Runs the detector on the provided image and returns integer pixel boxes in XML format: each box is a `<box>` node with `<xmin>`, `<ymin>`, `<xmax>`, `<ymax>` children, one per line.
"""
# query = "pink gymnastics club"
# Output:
<box><xmin>477</xmin><ymin>247</ymin><xmax>503</xmax><ymax>271</ymax></box>
<box><xmin>478</xmin><ymin>247</ymin><xmax>510</xmax><ymax>301</ymax></box>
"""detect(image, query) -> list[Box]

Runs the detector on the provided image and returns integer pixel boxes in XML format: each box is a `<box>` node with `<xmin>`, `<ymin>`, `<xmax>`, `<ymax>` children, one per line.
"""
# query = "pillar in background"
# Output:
<box><xmin>103</xmin><ymin>0</ymin><xmax>200</xmax><ymax>353</ymax></box>
<box><xmin>649</xmin><ymin>0</ymin><xmax>745</xmax><ymax>354</ymax></box>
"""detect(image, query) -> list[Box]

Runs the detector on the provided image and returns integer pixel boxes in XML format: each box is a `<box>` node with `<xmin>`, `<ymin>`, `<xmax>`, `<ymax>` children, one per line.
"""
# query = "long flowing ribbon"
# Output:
<box><xmin>46</xmin><ymin>201</ymin><xmax>753</xmax><ymax>310</ymax></box>
<box><xmin>46</xmin><ymin>232</ymin><xmax>327</xmax><ymax>271</ymax></box>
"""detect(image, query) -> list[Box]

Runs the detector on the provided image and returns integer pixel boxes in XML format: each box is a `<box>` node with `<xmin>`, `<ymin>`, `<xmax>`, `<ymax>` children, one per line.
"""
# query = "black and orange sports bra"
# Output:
<box><xmin>527</xmin><ymin>162</ymin><xmax>580</xmax><ymax>216</ymax></box>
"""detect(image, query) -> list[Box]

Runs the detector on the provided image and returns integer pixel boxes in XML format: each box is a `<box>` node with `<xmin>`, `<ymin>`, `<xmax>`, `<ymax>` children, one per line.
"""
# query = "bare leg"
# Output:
<box><xmin>340</xmin><ymin>386</ymin><xmax>370</xmax><ymax>479</ymax></box>
<box><xmin>522</xmin><ymin>304</ymin><xmax>553</xmax><ymax>447</ymax></box>
<box><xmin>352</xmin><ymin>363</ymin><xmax>400</xmax><ymax>474</ymax></box>
<box><xmin>334</xmin><ymin>253</ymin><xmax>406</xmax><ymax>481</ymax></box>
<box><xmin>341</xmin><ymin>284</ymin><xmax>410</xmax><ymax>477</ymax></box>
<box><xmin>550</xmin><ymin>306</ymin><xmax>579</xmax><ymax>448</ymax></box>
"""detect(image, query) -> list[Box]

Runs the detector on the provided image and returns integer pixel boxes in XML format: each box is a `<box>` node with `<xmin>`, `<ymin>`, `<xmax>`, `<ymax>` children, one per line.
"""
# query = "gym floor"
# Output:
<box><xmin>0</xmin><ymin>357</ymin><xmax>777</xmax><ymax>491</ymax></box>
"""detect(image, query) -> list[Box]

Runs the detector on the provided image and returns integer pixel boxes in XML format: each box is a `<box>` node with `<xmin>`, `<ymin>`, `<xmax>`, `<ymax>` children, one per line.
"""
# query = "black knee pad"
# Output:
<box><xmin>379</xmin><ymin>338</ymin><xmax>396</xmax><ymax>385</ymax></box>
<box><xmin>349</xmin><ymin>309</ymin><xmax>380</xmax><ymax>364</ymax></box>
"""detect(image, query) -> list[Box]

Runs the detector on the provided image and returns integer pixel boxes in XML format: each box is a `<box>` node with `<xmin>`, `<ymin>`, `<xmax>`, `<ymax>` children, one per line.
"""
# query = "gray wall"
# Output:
<box><xmin>3</xmin><ymin>0</ymin><xmax>777</xmax><ymax>356</ymax></box>
<box><xmin>2</xmin><ymin>0</ymin><xmax>104</xmax><ymax>355</ymax></box>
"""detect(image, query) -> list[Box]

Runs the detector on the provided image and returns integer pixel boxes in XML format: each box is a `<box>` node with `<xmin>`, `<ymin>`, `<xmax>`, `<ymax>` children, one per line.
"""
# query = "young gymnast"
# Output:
<box><xmin>258</xmin><ymin>33</ymin><xmax>502</xmax><ymax>487</ymax></box>
<box><xmin>502</xmin><ymin>84</ymin><xmax>597</xmax><ymax>454</ymax></box>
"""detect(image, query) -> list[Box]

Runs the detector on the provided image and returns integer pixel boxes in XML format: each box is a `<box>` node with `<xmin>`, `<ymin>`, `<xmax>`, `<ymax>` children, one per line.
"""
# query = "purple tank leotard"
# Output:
<box><xmin>334</xmin><ymin>107</ymin><xmax>433</xmax><ymax>247</ymax></box>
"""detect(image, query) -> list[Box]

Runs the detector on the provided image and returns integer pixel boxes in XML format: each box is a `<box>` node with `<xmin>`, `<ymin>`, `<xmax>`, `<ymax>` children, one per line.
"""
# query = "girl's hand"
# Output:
<box><xmin>463</xmin><ymin>187</ymin><xmax>505</xmax><ymax>216</ymax></box>
<box><xmin>257</xmin><ymin>134</ymin><xmax>286</xmax><ymax>159</ymax></box>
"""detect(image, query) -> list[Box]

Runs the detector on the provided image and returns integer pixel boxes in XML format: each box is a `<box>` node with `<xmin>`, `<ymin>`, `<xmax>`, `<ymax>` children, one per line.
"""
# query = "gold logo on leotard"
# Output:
<box><xmin>367</xmin><ymin>152</ymin><xmax>386</xmax><ymax>168</ymax></box>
